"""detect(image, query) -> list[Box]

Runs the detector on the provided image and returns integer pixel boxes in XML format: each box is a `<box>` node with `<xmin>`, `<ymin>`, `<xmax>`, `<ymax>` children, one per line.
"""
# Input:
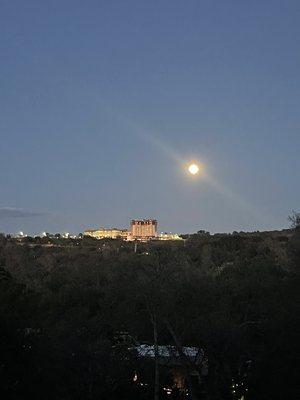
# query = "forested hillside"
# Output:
<box><xmin>0</xmin><ymin>228</ymin><xmax>299</xmax><ymax>400</ymax></box>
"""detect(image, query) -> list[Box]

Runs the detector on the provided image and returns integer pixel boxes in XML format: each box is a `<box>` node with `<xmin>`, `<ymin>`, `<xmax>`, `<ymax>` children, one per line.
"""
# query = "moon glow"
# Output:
<box><xmin>188</xmin><ymin>163</ymin><xmax>200</xmax><ymax>175</ymax></box>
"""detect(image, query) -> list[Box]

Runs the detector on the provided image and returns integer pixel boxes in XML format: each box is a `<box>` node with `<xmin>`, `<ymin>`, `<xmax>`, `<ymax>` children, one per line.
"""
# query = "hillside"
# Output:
<box><xmin>0</xmin><ymin>228</ymin><xmax>299</xmax><ymax>399</ymax></box>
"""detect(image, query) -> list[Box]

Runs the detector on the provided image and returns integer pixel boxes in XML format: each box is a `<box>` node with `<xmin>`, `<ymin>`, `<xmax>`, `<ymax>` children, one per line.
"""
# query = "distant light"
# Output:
<box><xmin>188</xmin><ymin>163</ymin><xmax>200</xmax><ymax>175</ymax></box>
<box><xmin>163</xmin><ymin>388</ymin><xmax>172</xmax><ymax>395</ymax></box>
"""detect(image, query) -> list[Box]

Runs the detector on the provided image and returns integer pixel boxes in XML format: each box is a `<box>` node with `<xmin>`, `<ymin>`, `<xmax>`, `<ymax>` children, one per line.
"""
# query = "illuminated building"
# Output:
<box><xmin>157</xmin><ymin>233</ymin><xmax>183</xmax><ymax>241</ymax></box>
<box><xmin>84</xmin><ymin>219</ymin><xmax>181</xmax><ymax>242</ymax></box>
<box><xmin>84</xmin><ymin>227</ymin><xmax>128</xmax><ymax>240</ymax></box>
<box><xmin>130</xmin><ymin>219</ymin><xmax>158</xmax><ymax>240</ymax></box>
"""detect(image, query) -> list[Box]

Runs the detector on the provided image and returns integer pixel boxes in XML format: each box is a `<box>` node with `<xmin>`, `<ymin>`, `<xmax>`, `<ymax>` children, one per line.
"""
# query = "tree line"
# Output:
<box><xmin>0</xmin><ymin>224</ymin><xmax>299</xmax><ymax>399</ymax></box>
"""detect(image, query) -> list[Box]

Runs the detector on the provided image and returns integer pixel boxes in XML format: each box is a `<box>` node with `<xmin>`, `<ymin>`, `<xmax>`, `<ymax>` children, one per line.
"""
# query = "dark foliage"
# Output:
<box><xmin>0</xmin><ymin>229</ymin><xmax>299</xmax><ymax>399</ymax></box>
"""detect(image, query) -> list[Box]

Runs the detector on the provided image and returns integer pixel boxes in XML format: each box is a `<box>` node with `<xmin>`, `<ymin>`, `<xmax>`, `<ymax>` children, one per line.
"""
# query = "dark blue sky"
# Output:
<box><xmin>1</xmin><ymin>0</ymin><xmax>299</xmax><ymax>235</ymax></box>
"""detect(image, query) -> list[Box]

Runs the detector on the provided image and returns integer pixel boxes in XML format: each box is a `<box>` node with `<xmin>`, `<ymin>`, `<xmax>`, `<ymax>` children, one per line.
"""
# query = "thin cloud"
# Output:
<box><xmin>0</xmin><ymin>207</ymin><xmax>49</xmax><ymax>219</ymax></box>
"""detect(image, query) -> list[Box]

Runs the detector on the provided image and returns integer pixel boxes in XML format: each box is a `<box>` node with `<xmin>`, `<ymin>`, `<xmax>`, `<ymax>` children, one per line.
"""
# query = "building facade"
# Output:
<box><xmin>130</xmin><ymin>219</ymin><xmax>158</xmax><ymax>240</ymax></box>
<box><xmin>84</xmin><ymin>228</ymin><xmax>128</xmax><ymax>240</ymax></box>
<box><xmin>156</xmin><ymin>233</ymin><xmax>183</xmax><ymax>241</ymax></box>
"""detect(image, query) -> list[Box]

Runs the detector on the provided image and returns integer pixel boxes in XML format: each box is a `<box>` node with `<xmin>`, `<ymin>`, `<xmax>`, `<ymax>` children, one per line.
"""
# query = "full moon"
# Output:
<box><xmin>188</xmin><ymin>163</ymin><xmax>200</xmax><ymax>175</ymax></box>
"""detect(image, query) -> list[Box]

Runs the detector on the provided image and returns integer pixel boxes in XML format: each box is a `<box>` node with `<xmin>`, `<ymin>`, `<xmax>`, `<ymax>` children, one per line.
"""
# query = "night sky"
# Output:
<box><xmin>1</xmin><ymin>0</ymin><xmax>299</xmax><ymax>235</ymax></box>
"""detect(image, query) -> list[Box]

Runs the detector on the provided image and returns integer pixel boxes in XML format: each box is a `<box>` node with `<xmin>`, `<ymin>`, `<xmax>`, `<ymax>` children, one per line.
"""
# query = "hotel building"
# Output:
<box><xmin>131</xmin><ymin>219</ymin><xmax>158</xmax><ymax>240</ymax></box>
<box><xmin>83</xmin><ymin>228</ymin><xmax>128</xmax><ymax>240</ymax></box>
<box><xmin>83</xmin><ymin>219</ymin><xmax>181</xmax><ymax>242</ymax></box>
